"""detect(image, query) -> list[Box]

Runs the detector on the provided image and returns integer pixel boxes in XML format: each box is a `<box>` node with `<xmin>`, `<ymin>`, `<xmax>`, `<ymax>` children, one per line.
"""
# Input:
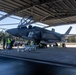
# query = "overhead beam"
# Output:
<box><xmin>34</xmin><ymin>0</ymin><xmax>62</xmax><ymax>5</ymax></box>
<box><xmin>41</xmin><ymin>13</ymin><xmax>76</xmax><ymax>21</ymax></box>
<box><xmin>34</xmin><ymin>6</ymin><xmax>50</xmax><ymax>15</ymax></box>
<box><xmin>0</xmin><ymin>0</ymin><xmax>62</xmax><ymax>21</ymax></box>
<box><xmin>44</xmin><ymin>20</ymin><xmax>76</xmax><ymax>28</ymax></box>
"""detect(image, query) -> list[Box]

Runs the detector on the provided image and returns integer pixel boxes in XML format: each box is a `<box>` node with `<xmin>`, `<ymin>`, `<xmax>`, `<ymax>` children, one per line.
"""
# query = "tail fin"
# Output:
<box><xmin>65</xmin><ymin>26</ymin><xmax>72</xmax><ymax>35</ymax></box>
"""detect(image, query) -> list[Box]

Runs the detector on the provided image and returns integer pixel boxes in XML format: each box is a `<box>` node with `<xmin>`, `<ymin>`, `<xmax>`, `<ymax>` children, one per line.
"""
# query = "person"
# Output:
<box><xmin>39</xmin><ymin>43</ymin><xmax>43</xmax><ymax>48</ymax></box>
<box><xmin>30</xmin><ymin>41</ymin><xmax>34</xmax><ymax>45</ymax></box>
<box><xmin>10</xmin><ymin>39</ymin><xmax>15</xmax><ymax>49</ymax></box>
<box><xmin>27</xmin><ymin>40</ymin><xmax>31</xmax><ymax>45</ymax></box>
<box><xmin>62</xmin><ymin>43</ymin><xmax>66</xmax><ymax>48</ymax></box>
<box><xmin>28</xmin><ymin>25</ymin><xmax>32</xmax><ymax>29</ymax></box>
<box><xmin>6</xmin><ymin>37</ymin><xmax>11</xmax><ymax>49</ymax></box>
<box><xmin>3</xmin><ymin>38</ymin><xmax>6</xmax><ymax>49</ymax></box>
<box><xmin>60</xmin><ymin>43</ymin><xmax>62</xmax><ymax>47</ymax></box>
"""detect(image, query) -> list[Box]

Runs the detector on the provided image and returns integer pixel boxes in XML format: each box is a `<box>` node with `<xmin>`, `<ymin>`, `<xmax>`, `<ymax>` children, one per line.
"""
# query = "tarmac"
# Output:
<box><xmin>0</xmin><ymin>47</ymin><xmax>76</xmax><ymax>67</ymax></box>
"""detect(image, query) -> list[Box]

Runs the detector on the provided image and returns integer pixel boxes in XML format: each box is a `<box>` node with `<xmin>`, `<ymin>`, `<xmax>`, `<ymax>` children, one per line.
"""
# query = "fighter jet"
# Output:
<box><xmin>6</xmin><ymin>16</ymin><xmax>72</xmax><ymax>46</ymax></box>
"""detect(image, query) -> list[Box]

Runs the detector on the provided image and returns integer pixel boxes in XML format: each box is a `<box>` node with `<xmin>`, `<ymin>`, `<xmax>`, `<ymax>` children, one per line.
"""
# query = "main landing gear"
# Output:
<box><xmin>53</xmin><ymin>42</ymin><xmax>66</xmax><ymax>48</ymax></box>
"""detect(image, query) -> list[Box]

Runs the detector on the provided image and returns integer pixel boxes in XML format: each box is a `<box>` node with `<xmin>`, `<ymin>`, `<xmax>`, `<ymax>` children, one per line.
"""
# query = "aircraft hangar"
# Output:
<box><xmin>0</xmin><ymin>0</ymin><xmax>76</xmax><ymax>27</ymax></box>
<box><xmin>1</xmin><ymin>1</ymin><xmax>76</xmax><ymax>72</ymax></box>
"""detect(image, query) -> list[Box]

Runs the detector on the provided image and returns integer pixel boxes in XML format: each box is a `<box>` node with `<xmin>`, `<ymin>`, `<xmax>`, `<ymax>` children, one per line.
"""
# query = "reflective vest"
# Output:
<box><xmin>30</xmin><ymin>41</ymin><xmax>33</xmax><ymax>45</ymax></box>
<box><xmin>7</xmin><ymin>38</ymin><xmax>11</xmax><ymax>44</ymax></box>
<box><xmin>39</xmin><ymin>43</ymin><xmax>42</xmax><ymax>47</ymax></box>
<box><xmin>60</xmin><ymin>43</ymin><xmax>62</xmax><ymax>47</ymax></box>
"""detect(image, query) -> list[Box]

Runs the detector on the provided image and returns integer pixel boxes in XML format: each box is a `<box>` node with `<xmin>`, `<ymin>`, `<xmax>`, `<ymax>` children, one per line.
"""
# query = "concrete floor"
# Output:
<box><xmin>0</xmin><ymin>47</ymin><xmax>76</xmax><ymax>67</ymax></box>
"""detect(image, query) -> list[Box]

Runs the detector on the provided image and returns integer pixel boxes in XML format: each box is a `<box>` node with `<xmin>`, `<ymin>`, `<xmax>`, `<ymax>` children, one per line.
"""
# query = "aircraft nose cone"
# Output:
<box><xmin>6</xmin><ymin>28</ymin><xmax>18</xmax><ymax>36</ymax></box>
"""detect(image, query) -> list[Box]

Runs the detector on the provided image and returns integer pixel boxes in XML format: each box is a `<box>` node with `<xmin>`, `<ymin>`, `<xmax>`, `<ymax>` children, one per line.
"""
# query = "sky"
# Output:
<box><xmin>46</xmin><ymin>24</ymin><xmax>76</xmax><ymax>34</ymax></box>
<box><xmin>0</xmin><ymin>11</ymin><xmax>76</xmax><ymax>34</ymax></box>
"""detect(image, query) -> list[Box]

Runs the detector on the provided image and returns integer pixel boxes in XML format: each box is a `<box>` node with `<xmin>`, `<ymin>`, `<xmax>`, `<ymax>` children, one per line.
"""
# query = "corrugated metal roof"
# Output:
<box><xmin>0</xmin><ymin>0</ymin><xmax>76</xmax><ymax>26</ymax></box>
